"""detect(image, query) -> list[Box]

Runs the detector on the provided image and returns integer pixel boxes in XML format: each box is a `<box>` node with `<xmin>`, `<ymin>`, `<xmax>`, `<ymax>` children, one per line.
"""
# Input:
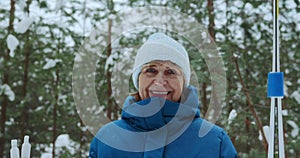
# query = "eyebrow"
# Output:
<box><xmin>142</xmin><ymin>63</ymin><xmax>182</xmax><ymax>73</ymax></box>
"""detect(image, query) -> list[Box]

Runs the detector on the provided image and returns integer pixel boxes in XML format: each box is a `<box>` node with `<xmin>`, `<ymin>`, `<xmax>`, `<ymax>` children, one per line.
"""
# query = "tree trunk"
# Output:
<box><xmin>233</xmin><ymin>57</ymin><xmax>268</xmax><ymax>152</ymax></box>
<box><xmin>207</xmin><ymin>0</ymin><xmax>215</xmax><ymax>40</ymax></box>
<box><xmin>201</xmin><ymin>83</ymin><xmax>208</xmax><ymax>115</ymax></box>
<box><xmin>20</xmin><ymin>0</ymin><xmax>32</xmax><ymax>142</ymax></box>
<box><xmin>52</xmin><ymin>64</ymin><xmax>60</xmax><ymax>158</ymax></box>
<box><xmin>0</xmin><ymin>0</ymin><xmax>15</xmax><ymax>157</ymax></box>
<box><xmin>79</xmin><ymin>119</ymin><xmax>84</xmax><ymax>156</ymax></box>
<box><xmin>106</xmin><ymin>5</ymin><xmax>113</xmax><ymax>120</ymax></box>
<box><xmin>0</xmin><ymin>69</ymin><xmax>9</xmax><ymax>158</ymax></box>
<box><xmin>245</xmin><ymin>116</ymin><xmax>251</xmax><ymax>152</ymax></box>
<box><xmin>201</xmin><ymin>0</ymin><xmax>216</xmax><ymax>117</ymax></box>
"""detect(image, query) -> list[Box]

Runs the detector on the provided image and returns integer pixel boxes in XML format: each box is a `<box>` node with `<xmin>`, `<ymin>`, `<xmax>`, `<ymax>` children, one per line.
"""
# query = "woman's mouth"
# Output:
<box><xmin>150</xmin><ymin>90</ymin><xmax>171</xmax><ymax>98</ymax></box>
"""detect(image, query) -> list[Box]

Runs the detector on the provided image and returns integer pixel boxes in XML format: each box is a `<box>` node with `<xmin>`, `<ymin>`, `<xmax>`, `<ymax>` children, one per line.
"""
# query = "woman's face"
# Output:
<box><xmin>138</xmin><ymin>61</ymin><xmax>184</xmax><ymax>102</ymax></box>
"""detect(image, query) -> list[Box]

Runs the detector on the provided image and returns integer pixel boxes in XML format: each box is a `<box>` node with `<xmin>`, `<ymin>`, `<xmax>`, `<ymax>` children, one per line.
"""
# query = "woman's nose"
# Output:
<box><xmin>153</xmin><ymin>72</ymin><xmax>167</xmax><ymax>85</ymax></box>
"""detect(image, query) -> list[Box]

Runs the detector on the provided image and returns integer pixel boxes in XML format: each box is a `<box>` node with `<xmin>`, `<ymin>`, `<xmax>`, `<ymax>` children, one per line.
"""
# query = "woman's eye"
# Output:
<box><xmin>166</xmin><ymin>69</ymin><xmax>177</xmax><ymax>75</ymax></box>
<box><xmin>145</xmin><ymin>67</ymin><xmax>157</xmax><ymax>73</ymax></box>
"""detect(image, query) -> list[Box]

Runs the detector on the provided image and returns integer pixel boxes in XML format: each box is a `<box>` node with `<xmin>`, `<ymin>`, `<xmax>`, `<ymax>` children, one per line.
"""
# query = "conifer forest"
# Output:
<box><xmin>0</xmin><ymin>0</ymin><xmax>300</xmax><ymax>157</ymax></box>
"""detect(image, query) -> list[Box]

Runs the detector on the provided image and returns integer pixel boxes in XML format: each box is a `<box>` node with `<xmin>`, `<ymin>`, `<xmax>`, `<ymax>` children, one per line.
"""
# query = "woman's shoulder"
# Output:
<box><xmin>96</xmin><ymin>119</ymin><xmax>142</xmax><ymax>137</ymax></box>
<box><xmin>96</xmin><ymin>120</ymin><xmax>130</xmax><ymax>133</ymax></box>
<box><xmin>190</xmin><ymin>118</ymin><xmax>227</xmax><ymax>139</ymax></box>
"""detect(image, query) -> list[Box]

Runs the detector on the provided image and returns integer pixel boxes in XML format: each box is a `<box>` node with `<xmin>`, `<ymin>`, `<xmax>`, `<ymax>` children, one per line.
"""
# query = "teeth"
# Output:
<box><xmin>152</xmin><ymin>91</ymin><xmax>168</xmax><ymax>95</ymax></box>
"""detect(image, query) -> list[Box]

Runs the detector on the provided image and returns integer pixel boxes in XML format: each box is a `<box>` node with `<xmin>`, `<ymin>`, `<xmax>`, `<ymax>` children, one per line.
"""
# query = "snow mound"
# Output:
<box><xmin>6</xmin><ymin>34</ymin><xmax>19</xmax><ymax>57</ymax></box>
<box><xmin>14</xmin><ymin>16</ymin><xmax>34</xmax><ymax>34</ymax></box>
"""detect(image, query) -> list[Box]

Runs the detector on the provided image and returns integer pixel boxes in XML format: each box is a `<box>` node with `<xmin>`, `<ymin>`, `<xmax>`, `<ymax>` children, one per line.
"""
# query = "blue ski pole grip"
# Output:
<box><xmin>267</xmin><ymin>72</ymin><xmax>284</xmax><ymax>98</ymax></box>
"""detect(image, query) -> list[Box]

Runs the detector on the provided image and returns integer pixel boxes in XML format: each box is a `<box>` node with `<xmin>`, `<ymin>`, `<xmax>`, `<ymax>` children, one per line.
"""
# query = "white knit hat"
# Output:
<box><xmin>132</xmin><ymin>33</ymin><xmax>190</xmax><ymax>89</ymax></box>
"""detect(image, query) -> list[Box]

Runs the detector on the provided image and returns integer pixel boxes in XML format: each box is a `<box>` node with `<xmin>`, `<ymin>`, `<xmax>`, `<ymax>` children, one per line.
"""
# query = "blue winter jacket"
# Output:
<box><xmin>89</xmin><ymin>86</ymin><xmax>237</xmax><ymax>158</ymax></box>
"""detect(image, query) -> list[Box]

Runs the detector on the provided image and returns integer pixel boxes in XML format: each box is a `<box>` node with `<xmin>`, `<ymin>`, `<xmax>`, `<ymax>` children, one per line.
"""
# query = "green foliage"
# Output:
<box><xmin>0</xmin><ymin>0</ymin><xmax>299</xmax><ymax>157</ymax></box>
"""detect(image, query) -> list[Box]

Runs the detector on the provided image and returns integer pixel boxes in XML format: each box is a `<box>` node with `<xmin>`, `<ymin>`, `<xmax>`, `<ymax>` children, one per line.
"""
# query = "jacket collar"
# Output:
<box><xmin>121</xmin><ymin>86</ymin><xmax>200</xmax><ymax>131</ymax></box>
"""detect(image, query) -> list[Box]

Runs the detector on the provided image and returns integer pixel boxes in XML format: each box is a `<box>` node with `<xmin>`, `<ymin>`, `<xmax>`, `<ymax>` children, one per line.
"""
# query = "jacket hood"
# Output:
<box><xmin>121</xmin><ymin>85</ymin><xmax>200</xmax><ymax>131</ymax></box>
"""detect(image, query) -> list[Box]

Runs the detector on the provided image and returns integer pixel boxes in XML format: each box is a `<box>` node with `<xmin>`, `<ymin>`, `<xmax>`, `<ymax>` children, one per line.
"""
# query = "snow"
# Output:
<box><xmin>41</xmin><ymin>153</ymin><xmax>52</xmax><ymax>158</ymax></box>
<box><xmin>244</xmin><ymin>2</ymin><xmax>254</xmax><ymax>14</ymax></box>
<box><xmin>16</xmin><ymin>0</ymin><xmax>27</xmax><ymax>11</ymax></box>
<box><xmin>228</xmin><ymin>109</ymin><xmax>237</xmax><ymax>124</ymax></box>
<box><xmin>40</xmin><ymin>134</ymin><xmax>78</xmax><ymax>157</ymax></box>
<box><xmin>43</xmin><ymin>59</ymin><xmax>62</xmax><ymax>69</ymax></box>
<box><xmin>58</xmin><ymin>94</ymin><xmax>68</xmax><ymax>105</ymax></box>
<box><xmin>14</xmin><ymin>16</ymin><xmax>34</xmax><ymax>34</ymax></box>
<box><xmin>55</xmin><ymin>0</ymin><xmax>64</xmax><ymax>11</ymax></box>
<box><xmin>285</xmin><ymin>0</ymin><xmax>297</xmax><ymax>9</ymax></box>
<box><xmin>290</xmin><ymin>91</ymin><xmax>300</xmax><ymax>104</ymax></box>
<box><xmin>55</xmin><ymin>134</ymin><xmax>76</xmax><ymax>154</ymax></box>
<box><xmin>74</xmin><ymin>54</ymin><xmax>82</xmax><ymax>62</ymax></box>
<box><xmin>263</xmin><ymin>13</ymin><xmax>273</xmax><ymax>21</ymax></box>
<box><xmin>52</xmin><ymin>71</ymin><xmax>57</xmax><ymax>81</ymax></box>
<box><xmin>285</xmin><ymin>81</ymin><xmax>292</xmax><ymax>86</ymax></box>
<box><xmin>214</xmin><ymin>0</ymin><xmax>227</xmax><ymax>28</ymax></box>
<box><xmin>105</xmin><ymin>53</ymin><xmax>119</xmax><ymax>72</ymax></box>
<box><xmin>65</xmin><ymin>35</ymin><xmax>75</xmax><ymax>47</ymax></box>
<box><xmin>6</xmin><ymin>34</ymin><xmax>19</xmax><ymax>57</ymax></box>
<box><xmin>287</xmin><ymin>120</ymin><xmax>299</xmax><ymax>138</ymax></box>
<box><xmin>108</xmin><ymin>14</ymin><xmax>117</xmax><ymax>20</ymax></box>
<box><xmin>55</xmin><ymin>134</ymin><xmax>71</xmax><ymax>148</ymax></box>
<box><xmin>34</xmin><ymin>106</ymin><xmax>44</xmax><ymax>112</ymax></box>
<box><xmin>0</xmin><ymin>84</ymin><xmax>15</xmax><ymax>101</ymax></box>
<box><xmin>282</xmin><ymin>109</ymin><xmax>288</xmax><ymax>116</ymax></box>
<box><xmin>258</xmin><ymin>126</ymin><xmax>270</xmax><ymax>143</ymax></box>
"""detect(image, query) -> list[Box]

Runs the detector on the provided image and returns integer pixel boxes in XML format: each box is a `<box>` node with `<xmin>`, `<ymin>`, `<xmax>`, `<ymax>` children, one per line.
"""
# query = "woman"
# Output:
<box><xmin>89</xmin><ymin>33</ymin><xmax>237</xmax><ymax>158</ymax></box>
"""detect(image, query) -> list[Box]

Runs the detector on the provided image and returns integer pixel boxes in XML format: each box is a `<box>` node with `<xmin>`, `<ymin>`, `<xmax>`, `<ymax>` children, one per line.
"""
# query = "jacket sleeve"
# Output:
<box><xmin>220</xmin><ymin>131</ymin><xmax>238</xmax><ymax>158</ymax></box>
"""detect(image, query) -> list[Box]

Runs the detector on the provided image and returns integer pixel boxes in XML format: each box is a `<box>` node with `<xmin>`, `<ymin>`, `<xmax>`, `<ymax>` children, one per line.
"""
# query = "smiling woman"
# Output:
<box><xmin>136</xmin><ymin>61</ymin><xmax>184</xmax><ymax>102</ymax></box>
<box><xmin>88</xmin><ymin>32</ymin><xmax>237</xmax><ymax>158</ymax></box>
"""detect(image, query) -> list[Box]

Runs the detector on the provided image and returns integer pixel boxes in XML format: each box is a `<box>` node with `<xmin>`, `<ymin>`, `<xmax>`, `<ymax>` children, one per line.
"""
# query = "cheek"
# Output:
<box><xmin>172</xmin><ymin>77</ymin><xmax>184</xmax><ymax>89</ymax></box>
<box><xmin>176</xmin><ymin>78</ymin><xmax>184</xmax><ymax>93</ymax></box>
<box><xmin>138</xmin><ymin>76</ymin><xmax>151</xmax><ymax>99</ymax></box>
<box><xmin>138</xmin><ymin>76</ymin><xmax>150</xmax><ymax>89</ymax></box>
<box><xmin>170</xmin><ymin>78</ymin><xmax>184</xmax><ymax>100</ymax></box>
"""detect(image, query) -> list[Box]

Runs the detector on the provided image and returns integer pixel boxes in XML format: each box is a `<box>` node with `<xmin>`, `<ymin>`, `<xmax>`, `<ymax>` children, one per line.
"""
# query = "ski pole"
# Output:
<box><xmin>267</xmin><ymin>0</ymin><xmax>285</xmax><ymax>157</ymax></box>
